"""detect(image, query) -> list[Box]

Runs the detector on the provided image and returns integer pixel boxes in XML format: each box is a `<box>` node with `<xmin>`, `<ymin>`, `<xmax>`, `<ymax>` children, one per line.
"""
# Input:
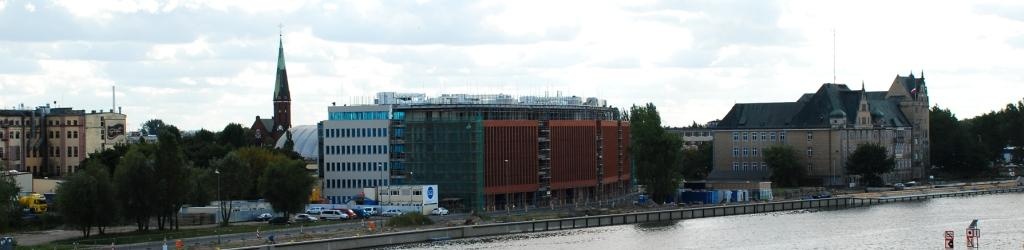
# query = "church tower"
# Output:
<box><xmin>273</xmin><ymin>34</ymin><xmax>291</xmax><ymax>133</ymax></box>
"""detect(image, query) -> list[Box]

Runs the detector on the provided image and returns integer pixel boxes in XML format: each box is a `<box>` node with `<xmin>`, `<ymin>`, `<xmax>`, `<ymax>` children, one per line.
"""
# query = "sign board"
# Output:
<box><xmin>422</xmin><ymin>185</ymin><xmax>438</xmax><ymax>205</ymax></box>
<box><xmin>966</xmin><ymin>228</ymin><xmax>980</xmax><ymax>248</ymax></box>
<box><xmin>944</xmin><ymin>231</ymin><xmax>954</xmax><ymax>249</ymax></box>
<box><xmin>107</xmin><ymin>123</ymin><xmax>125</xmax><ymax>138</ymax></box>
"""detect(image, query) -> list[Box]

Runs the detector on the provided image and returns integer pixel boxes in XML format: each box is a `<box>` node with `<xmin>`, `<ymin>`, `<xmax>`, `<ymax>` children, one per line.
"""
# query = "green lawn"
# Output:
<box><xmin>21</xmin><ymin>221</ymin><xmax>332</xmax><ymax>249</ymax></box>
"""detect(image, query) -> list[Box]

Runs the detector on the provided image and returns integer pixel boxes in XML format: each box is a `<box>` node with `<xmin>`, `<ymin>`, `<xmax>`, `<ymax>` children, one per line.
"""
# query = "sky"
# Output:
<box><xmin>1</xmin><ymin>0</ymin><xmax>1023</xmax><ymax>131</ymax></box>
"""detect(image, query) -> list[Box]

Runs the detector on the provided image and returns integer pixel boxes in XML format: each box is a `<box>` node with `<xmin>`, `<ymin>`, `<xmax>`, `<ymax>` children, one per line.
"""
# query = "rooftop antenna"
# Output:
<box><xmin>832</xmin><ymin>28</ymin><xmax>837</xmax><ymax>84</ymax></box>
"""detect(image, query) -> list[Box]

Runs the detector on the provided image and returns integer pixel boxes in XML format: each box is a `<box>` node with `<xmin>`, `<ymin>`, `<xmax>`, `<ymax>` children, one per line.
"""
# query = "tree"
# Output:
<box><xmin>219</xmin><ymin>123</ymin><xmax>251</xmax><ymax>149</ymax></box>
<box><xmin>80</xmin><ymin>144</ymin><xmax>129</xmax><ymax>175</ymax></box>
<box><xmin>140</xmin><ymin>119</ymin><xmax>166</xmax><ymax>136</ymax></box>
<box><xmin>763</xmin><ymin>145</ymin><xmax>804</xmax><ymax>187</ymax></box>
<box><xmin>55</xmin><ymin>161</ymin><xmax>116</xmax><ymax>237</ymax></box>
<box><xmin>0</xmin><ymin>164</ymin><xmax>21</xmax><ymax>233</ymax></box>
<box><xmin>183</xmin><ymin>129</ymin><xmax>228</xmax><ymax>169</ymax></box>
<box><xmin>932</xmin><ymin>107</ymin><xmax>990</xmax><ymax>179</ymax></box>
<box><xmin>680</xmin><ymin>143</ymin><xmax>713</xmax><ymax>180</ymax></box>
<box><xmin>210</xmin><ymin>152</ymin><xmax>253</xmax><ymax>226</ymax></box>
<box><xmin>153</xmin><ymin>125</ymin><xmax>191</xmax><ymax>230</ymax></box>
<box><xmin>283</xmin><ymin>131</ymin><xmax>295</xmax><ymax>152</ymax></box>
<box><xmin>259</xmin><ymin>159</ymin><xmax>314</xmax><ymax>218</ymax></box>
<box><xmin>235</xmin><ymin>147</ymin><xmax>290</xmax><ymax>199</ymax></box>
<box><xmin>114</xmin><ymin>146</ymin><xmax>156</xmax><ymax>231</ymax></box>
<box><xmin>630</xmin><ymin>103</ymin><xmax>683</xmax><ymax>203</ymax></box>
<box><xmin>846</xmin><ymin>144</ymin><xmax>895</xmax><ymax>186</ymax></box>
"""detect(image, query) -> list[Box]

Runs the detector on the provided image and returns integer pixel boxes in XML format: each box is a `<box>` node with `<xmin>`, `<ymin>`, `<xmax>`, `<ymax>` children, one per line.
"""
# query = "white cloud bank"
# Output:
<box><xmin>0</xmin><ymin>0</ymin><xmax>1023</xmax><ymax>130</ymax></box>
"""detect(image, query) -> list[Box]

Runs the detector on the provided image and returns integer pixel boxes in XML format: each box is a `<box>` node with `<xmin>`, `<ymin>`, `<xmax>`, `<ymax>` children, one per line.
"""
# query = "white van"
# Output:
<box><xmin>362</xmin><ymin>207</ymin><xmax>379</xmax><ymax>216</ymax></box>
<box><xmin>318</xmin><ymin>210</ymin><xmax>348</xmax><ymax>220</ymax></box>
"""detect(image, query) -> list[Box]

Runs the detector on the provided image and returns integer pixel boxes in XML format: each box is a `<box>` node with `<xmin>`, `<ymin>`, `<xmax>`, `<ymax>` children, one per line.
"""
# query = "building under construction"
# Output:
<box><xmin>319</xmin><ymin>92</ymin><xmax>631</xmax><ymax>212</ymax></box>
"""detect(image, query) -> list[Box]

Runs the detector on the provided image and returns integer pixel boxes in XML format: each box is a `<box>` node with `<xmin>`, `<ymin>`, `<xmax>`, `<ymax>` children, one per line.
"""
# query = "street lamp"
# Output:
<box><xmin>504</xmin><ymin>159</ymin><xmax>510</xmax><ymax>216</ymax></box>
<box><xmin>215</xmin><ymin>168</ymin><xmax>221</xmax><ymax>245</ymax></box>
<box><xmin>377</xmin><ymin>162</ymin><xmax>384</xmax><ymax>205</ymax></box>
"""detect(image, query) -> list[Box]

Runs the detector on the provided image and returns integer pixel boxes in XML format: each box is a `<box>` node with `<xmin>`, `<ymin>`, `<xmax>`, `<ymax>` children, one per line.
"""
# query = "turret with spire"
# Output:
<box><xmin>273</xmin><ymin>32</ymin><xmax>292</xmax><ymax>132</ymax></box>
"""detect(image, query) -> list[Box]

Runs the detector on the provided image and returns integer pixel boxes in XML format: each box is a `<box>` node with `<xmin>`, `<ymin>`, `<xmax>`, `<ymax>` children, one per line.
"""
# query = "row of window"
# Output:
<box><xmin>3</xmin><ymin>130</ymin><xmax>85</xmax><ymax>139</ymax></box>
<box><xmin>731</xmin><ymin>162</ymin><xmax>768</xmax><ymax>172</ymax></box>
<box><xmin>328</xmin><ymin>111</ymin><xmax>390</xmax><ymax>121</ymax></box>
<box><xmin>324</xmin><ymin>144</ymin><xmax>389</xmax><ymax>155</ymax></box>
<box><xmin>324</xmin><ymin>161</ymin><xmax>388</xmax><ymax>172</ymax></box>
<box><xmin>0</xmin><ymin>119</ymin><xmax>80</xmax><ymax>126</ymax></box>
<box><xmin>324</xmin><ymin>178</ymin><xmax>388</xmax><ymax>189</ymax></box>
<box><xmin>324</xmin><ymin>127</ymin><xmax>388</xmax><ymax>138</ymax></box>
<box><xmin>732</xmin><ymin>131</ymin><xmax>788</xmax><ymax>142</ymax></box>
<box><xmin>733</xmin><ymin>147</ymin><xmax>815</xmax><ymax>158</ymax></box>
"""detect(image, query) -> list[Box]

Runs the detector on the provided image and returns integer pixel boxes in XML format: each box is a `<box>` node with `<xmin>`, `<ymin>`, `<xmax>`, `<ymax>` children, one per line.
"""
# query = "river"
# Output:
<box><xmin>388</xmin><ymin>193</ymin><xmax>1024</xmax><ymax>249</ymax></box>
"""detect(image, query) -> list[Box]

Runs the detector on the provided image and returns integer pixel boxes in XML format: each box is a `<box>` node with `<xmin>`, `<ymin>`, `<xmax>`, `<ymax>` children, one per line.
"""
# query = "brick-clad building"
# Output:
<box><xmin>1</xmin><ymin>106</ymin><xmax>126</xmax><ymax>177</ymax></box>
<box><xmin>319</xmin><ymin>93</ymin><xmax>630</xmax><ymax>211</ymax></box>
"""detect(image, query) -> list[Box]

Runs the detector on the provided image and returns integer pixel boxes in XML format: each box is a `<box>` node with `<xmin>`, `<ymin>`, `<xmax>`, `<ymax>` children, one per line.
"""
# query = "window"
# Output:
<box><xmin>779</xmin><ymin>131</ymin><xmax>786</xmax><ymax>141</ymax></box>
<box><xmin>732</xmin><ymin>147</ymin><xmax>739</xmax><ymax>157</ymax></box>
<box><xmin>761</xmin><ymin>132</ymin><xmax>767</xmax><ymax>141</ymax></box>
<box><xmin>742</xmin><ymin>132</ymin><xmax>748</xmax><ymax>141</ymax></box>
<box><xmin>806</xmin><ymin>147</ymin><xmax>813</xmax><ymax>157</ymax></box>
<box><xmin>752</xmin><ymin>148</ymin><xmax>759</xmax><ymax>157</ymax></box>
<box><xmin>743</xmin><ymin>148</ymin><xmax>749</xmax><ymax>157</ymax></box>
<box><xmin>751</xmin><ymin>132</ymin><xmax>758</xmax><ymax>141</ymax></box>
<box><xmin>732</xmin><ymin>132</ymin><xmax>739</xmax><ymax>141</ymax></box>
<box><xmin>732</xmin><ymin>162</ymin><xmax>738</xmax><ymax>171</ymax></box>
<box><xmin>807</xmin><ymin>131</ymin><xmax>813</xmax><ymax>141</ymax></box>
<box><xmin>770</xmin><ymin>132</ymin><xmax>776</xmax><ymax>141</ymax></box>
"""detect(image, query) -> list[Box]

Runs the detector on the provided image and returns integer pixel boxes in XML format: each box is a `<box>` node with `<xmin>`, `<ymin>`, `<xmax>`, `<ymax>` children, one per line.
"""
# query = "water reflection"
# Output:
<box><xmin>392</xmin><ymin>193</ymin><xmax>1024</xmax><ymax>249</ymax></box>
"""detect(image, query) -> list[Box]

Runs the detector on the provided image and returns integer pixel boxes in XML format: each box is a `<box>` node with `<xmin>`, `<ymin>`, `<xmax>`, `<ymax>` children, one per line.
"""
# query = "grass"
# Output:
<box><xmin>34</xmin><ymin>220</ymin><xmax>330</xmax><ymax>247</ymax></box>
<box><xmin>384</xmin><ymin>213</ymin><xmax>433</xmax><ymax>227</ymax></box>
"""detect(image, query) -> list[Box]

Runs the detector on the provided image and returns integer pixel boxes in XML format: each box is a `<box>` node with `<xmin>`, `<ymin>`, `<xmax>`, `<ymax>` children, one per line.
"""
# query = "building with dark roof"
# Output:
<box><xmin>251</xmin><ymin>34</ymin><xmax>292</xmax><ymax>146</ymax></box>
<box><xmin>710</xmin><ymin>73</ymin><xmax>930</xmax><ymax>186</ymax></box>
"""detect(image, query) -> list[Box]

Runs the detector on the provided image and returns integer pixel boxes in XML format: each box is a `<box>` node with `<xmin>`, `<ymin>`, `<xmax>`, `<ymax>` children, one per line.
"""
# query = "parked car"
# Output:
<box><xmin>339</xmin><ymin>208</ymin><xmax>359</xmax><ymax>219</ymax></box>
<box><xmin>904</xmin><ymin>181</ymin><xmax>918</xmax><ymax>187</ymax></box>
<box><xmin>362</xmin><ymin>207</ymin><xmax>379</xmax><ymax>216</ymax></box>
<box><xmin>256</xmin><ymin>213</ymin><xmax>273</xmax><ymax>221</ymax></box>
<box><xmin>268</xmin><ymin>217</ymin><xmax>290</xmax><ymax>225</ymax></box>
<box><xmin>294</xmin><ymin>213</ymin><xmax>319</xmax><ymax>222</ymax></box>
<box><xmin>351</xmin><ymin>208</ymin><xmax>370</xmax><ymax>218</ymax></box>
<box><xmin>318</xmin><ymin>210</ymin><xmax>348</xmax><ymax>220</ymax></box>
<box><xmin>382</xmin><ymin>209</ymin><xmax>404</xmax><ymax>217</ymax></box>
<box><xmin>894</xmin><ymin>183</ymin><xmax>906</xmax><ymax>190</ymax></box>
<box><xmin>305</xmin><ymin>207</ymin><xmax>325</xmax><ymax>215</ymax></box>
<box><xmin>431</xmin><ymin>207</ymin><xmax>449</xmax><ymax>216</ymax></box>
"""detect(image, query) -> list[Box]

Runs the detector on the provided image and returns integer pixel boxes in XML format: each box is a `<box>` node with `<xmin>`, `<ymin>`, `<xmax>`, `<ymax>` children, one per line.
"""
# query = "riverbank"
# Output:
<box><xmin>223</xmin><ymin>184</ymin><xmax>1024</xmax><ymax>250</ymax></box>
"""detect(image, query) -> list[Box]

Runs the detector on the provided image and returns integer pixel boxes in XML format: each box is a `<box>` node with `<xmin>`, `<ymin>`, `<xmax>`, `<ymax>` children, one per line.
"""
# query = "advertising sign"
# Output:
<box><xmin>422</xmin><ymin>185</ymin><xmax>438</xmax><ymax>205</ymax></box>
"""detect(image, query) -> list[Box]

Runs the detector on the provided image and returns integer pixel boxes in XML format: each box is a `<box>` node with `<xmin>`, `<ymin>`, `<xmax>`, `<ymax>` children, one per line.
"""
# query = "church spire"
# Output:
<box><xmin>273</xmin><ymin>32</ymin><xmax>290</xmax><ymax>101</ymax></box>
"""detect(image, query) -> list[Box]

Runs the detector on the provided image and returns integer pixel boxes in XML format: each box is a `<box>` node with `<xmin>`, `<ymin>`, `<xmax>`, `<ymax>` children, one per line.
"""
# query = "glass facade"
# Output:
<box><xmin>403</xmin><ymin>112</ymin><xmax>485</xmax><ymax>211</ymax></box>
<box><xmin>329</xmin><ymin>111</ymin><xmax>389</xmax><ymax>121</ymax></box>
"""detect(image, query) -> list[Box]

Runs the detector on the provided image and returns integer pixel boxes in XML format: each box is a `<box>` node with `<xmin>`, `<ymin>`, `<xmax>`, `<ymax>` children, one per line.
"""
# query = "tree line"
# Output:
<box><xmin>39</xmin><ymin>120</ymin><xmax>313</xmax><ymax>237</ymax></box>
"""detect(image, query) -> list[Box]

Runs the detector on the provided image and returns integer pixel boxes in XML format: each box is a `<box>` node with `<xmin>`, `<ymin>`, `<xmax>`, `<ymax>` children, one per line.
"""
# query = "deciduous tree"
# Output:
<box><xmin>259</xmin><ymin>159</ymin><xmax>314</xmax><ymax>218</ymax></box>
<box><xmin>764</xmin><ymin>145</ymin><xmax>804</xmax><ymax>187</ymax></box>
<box><xmin>630</xmin><ymin>103</ymin><xmax>683</xmax><ymax>203</ymax></box>
<box><xmin>846</xmin><ymin>144</ymin><xmax>895</xmax><ymax>186</ymax></box>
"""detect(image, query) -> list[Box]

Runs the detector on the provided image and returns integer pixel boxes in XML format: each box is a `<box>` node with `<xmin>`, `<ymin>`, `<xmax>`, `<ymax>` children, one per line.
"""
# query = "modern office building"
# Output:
<box><xmin>710</xmin><ymin>73</ymin><xmax>930</xmax><ymax>186</ymax></box>
<box><xmin>1</xmin><ymin>105</ymin><xmax>126</xmax><ymax>177</ymax></box>
<box><xmin>319</xmin><ymin>92</ymin><xmax>631</xmax><ymax>211</ymax></box>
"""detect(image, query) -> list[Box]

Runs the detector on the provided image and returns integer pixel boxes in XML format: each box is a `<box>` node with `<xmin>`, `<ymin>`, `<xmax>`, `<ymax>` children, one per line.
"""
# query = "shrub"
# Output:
<box><xmin>385</xmin><ymin>213</ymin><xmax>433</xmax><ymax>227</ymax></box>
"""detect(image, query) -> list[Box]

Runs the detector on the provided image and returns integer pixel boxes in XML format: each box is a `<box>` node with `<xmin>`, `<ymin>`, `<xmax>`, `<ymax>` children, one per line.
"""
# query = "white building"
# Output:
<box><xmin>363</xmin><ymin>185</ymin><xmax>439</xmax><ymax>215</ymax></box>
<box><xmin>321</xmin><ymin>105</ymin><xmax>392</xmax><ymax>204</ymax></box>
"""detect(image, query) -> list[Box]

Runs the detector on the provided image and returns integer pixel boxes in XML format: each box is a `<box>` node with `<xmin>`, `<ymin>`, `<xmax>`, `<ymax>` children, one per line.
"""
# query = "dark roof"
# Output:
<box><xmin>717</xmin><ymin>83</ymin><xmax>911</xmax><ymax>129</ymax></box>
<box><xmin>717</xmin><ymin>102</ymin><xmax>804</xmax><ymax>129</ymax></box>
<box><xmin>894</xmin><ymin>74</ymin><xmax>926</xmax><ymax>95</ymax></box>
<box><xmin>259</xmin><ymin>118</ymin><xmax>275</xmax><ymax>131</ymax></box>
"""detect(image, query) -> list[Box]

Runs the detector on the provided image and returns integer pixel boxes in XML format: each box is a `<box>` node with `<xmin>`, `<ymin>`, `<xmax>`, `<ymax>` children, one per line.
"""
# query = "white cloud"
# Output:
<box><xmin>1</xmin><ymin>0</ymin><xmax>1022</xmax><ymax>130</ymax></box>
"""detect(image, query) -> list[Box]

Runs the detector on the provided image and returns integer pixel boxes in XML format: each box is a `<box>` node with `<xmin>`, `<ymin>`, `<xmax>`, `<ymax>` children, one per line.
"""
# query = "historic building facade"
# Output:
<box><xmin>1</xmin><ymin>106</ymin><xmax>126</xmax><ymax>177</ymax></box>
<box><xmin>252</xmin><ymin>35</ymin><xmax>292</xmax><ymax>146</ymax></box>
<box><xmin>710</xmin><ymin>73</ymin><xmax>930</xmax><ymax>186</ymax></box>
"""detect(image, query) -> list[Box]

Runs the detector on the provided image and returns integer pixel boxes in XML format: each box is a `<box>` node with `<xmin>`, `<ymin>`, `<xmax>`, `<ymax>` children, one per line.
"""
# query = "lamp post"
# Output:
<box><xmin>377</xmin><ymin>162</ymin><xmax>384</xmax><ymax>205</ymax></box>
<box><xmin>504</xmin><ymin>159</ymin><xmax>510</xmax><ymax>216</ymax></box>
<box><xmin>215</xmin><ymin>168</ymin><xmax>221</xmax><ymax>245</ymax></box>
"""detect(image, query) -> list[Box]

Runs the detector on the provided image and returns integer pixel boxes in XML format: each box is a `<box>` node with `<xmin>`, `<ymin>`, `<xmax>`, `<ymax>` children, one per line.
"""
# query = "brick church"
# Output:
<box><xmin>251</xmin><ymin>34</ymin><xmax>292</xmax><ymax>146</ymax></box>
